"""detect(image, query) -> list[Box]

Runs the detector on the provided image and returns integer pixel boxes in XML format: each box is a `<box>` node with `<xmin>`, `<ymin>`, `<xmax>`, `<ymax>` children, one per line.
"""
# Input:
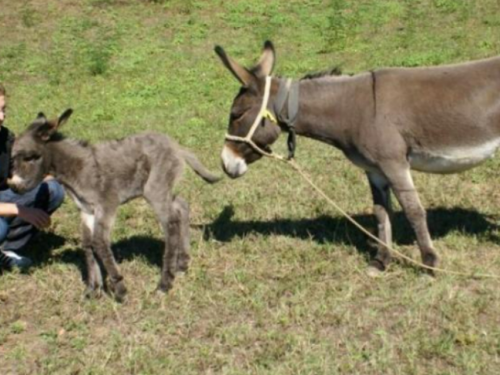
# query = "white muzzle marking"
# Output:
<box><xmin>221</xmin><ymin>145</ymin><xmax>247</xmax><ymax>178</ymax></box>
<box><xmin>8</xmin><ymin>174</ymin><xmax>25</xmax><ymax>187</ymax></box>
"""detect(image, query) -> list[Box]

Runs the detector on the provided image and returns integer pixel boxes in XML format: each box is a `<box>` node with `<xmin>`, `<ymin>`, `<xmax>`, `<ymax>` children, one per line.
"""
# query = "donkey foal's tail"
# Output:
<box><xmin>180</xmin><ymin>149</ymin><xmax>222</xmax><ymax>184</ymax></box>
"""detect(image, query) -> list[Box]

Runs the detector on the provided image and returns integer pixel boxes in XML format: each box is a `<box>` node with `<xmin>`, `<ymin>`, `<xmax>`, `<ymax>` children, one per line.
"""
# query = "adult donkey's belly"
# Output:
<box><xmin>408</xmin><ymin>139</ymin><xmax>500</xmax><ymax>174</ymax></box>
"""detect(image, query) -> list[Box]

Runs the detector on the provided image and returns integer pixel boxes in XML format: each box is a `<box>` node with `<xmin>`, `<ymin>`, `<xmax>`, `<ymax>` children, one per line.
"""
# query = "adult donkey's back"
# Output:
<box><xmin>216</xmin><ymin>41</ymin><xmax>500</xmax><ymax>275</ymax></box>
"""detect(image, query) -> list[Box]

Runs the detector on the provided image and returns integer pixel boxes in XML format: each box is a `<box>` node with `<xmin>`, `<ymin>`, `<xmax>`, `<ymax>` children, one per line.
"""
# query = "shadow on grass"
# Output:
<box><xmin>49</xmin><ymin>236</ymin><xmax>166</xmax><ymax>282</ymax></box>
<box><xmin>20</xmin><ymin>231</ymin><xmax>67</xmax><ymax>266</ymax></box>
<box><xmin>112</xmin><ymin>236</ymin><xmax>164</xmax><ymax>267</ymax></box>
<box><xmin>19</xmin><ymin>205</ymin><xmax>500</xmax><ymax>275</ymax></box>
<box><xmin>16</xmin><ymin>232</ymin><xmax>164</xmax><ymax>282</ymax></box>
<box><xmin>198</xmin><ymin>205</ymin><xmax>500</xmax><ymax>257</ymax></box>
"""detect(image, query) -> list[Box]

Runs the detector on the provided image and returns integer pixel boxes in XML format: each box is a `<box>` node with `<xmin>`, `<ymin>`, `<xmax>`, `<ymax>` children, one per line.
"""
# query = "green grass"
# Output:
<box><xmin>1</xmin><ymin>0</ymin><xmax>500</xmax><ymax>374</ymax></box>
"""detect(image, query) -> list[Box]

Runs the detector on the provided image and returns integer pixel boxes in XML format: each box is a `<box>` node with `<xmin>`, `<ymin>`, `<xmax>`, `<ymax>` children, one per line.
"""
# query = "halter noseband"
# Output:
<box><xmin>225</xmin><ymin>76</ymin><xmax>299</xmax><ymax>160</ymax></box>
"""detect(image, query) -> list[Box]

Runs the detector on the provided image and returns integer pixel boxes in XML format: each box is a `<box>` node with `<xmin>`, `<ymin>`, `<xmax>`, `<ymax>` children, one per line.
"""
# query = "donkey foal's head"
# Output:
<box><xmin>9</xmin><ymin>109</ymin><xmax>73</xmax><ymax>193</ymax></box>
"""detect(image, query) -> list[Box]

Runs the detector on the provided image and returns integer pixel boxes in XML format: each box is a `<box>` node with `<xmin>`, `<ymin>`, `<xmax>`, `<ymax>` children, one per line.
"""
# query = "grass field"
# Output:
<box><xmin>1</xmin><ymin>0</ymin><xmax>500</xmax><ymax>374</ymax></box>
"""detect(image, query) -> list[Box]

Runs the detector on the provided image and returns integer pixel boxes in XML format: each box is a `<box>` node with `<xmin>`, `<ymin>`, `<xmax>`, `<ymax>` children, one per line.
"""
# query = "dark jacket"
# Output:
<box><xmin>0</xmin><ymin>126</ymin><xmax>14</xmax><ymax>191</ymax></box>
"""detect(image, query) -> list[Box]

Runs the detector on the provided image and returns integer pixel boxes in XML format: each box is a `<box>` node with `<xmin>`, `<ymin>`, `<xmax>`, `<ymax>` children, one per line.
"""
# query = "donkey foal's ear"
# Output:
<box><xmin>37</xmin><ymin>123</ymin><xmax>57</xmax><ymax>142</ymax></box>
<box><xmin>57</xmin><ymin>108</ymin><xmax>73</xmax><ymax>127</ymax></box>
<box><xmin>37</xmin><ymin>112</ymin><xmax>47</xmax><ymax>121</ymax></box>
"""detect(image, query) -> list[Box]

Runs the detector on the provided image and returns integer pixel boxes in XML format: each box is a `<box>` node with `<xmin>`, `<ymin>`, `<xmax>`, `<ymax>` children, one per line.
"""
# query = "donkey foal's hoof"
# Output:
<box><xmin>156</xmin><ymin>280</ymin><xmax>173</xmax><ymax>294</ymax></box>
<box><xmin>176</xmin><ymin>256</ymin><xmax>190</xmax><ymax>273</ymax></box>
<box><xmin>84</xmin><ymin>286</ymin><xmax>103</xmax><ymax>299</ymax></box>
<box><xmin>366</xmin><ymin>266</ymin><xmax>384</xmax><ymax>278</ymax></box>
<box><xmin>110</xmin><ymin>280</ymin><xmax>128</xmax><ymax>302</ymax></box>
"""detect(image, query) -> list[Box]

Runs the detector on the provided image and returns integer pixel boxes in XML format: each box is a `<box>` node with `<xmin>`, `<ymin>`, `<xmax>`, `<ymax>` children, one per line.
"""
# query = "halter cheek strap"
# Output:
<box><xmin>225</xmin><ymin>76</ymin><xmax>275</xmax><ymax>158</ymax></box>
<box><xmin>225</xmin><ymin>76</ymin><xmax>299</xmax><ymax>160</ymax></box>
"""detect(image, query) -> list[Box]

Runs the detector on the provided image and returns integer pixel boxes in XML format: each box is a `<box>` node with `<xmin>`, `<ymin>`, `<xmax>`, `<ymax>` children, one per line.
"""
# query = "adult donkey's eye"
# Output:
<box><xmin>230</xmin><ymin>112</ymin><xmax>244</xmax><ymax>121</ymax></box>
<box><xmin>230</xmin><ymin>108</ymin><xmax>250</xmax><ymax>121</ymax></box>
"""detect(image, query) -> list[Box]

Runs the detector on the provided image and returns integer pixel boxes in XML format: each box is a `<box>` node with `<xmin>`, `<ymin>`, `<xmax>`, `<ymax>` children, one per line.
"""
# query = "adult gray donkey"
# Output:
<box><xmin>216</xmin><ymin>41</ymin><xmax>500</xmax><ymax>276</ymax></box>
<box><xmin>9</xmin><ymin>110</ymin><xmax>221</xmax><ymax>301</ymax></box>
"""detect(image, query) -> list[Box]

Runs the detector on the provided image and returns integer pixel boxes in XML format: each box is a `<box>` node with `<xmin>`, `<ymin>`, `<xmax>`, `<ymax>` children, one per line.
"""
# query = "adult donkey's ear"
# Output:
<box><xmin>251</xmin><ymin>40</ymin><xmax>276</xmax><ymax>78</ymax></box>
<box><xmin>214</xmin><ymin>45</ymin><xmax>255</xmax><ymax>87</ymax></box>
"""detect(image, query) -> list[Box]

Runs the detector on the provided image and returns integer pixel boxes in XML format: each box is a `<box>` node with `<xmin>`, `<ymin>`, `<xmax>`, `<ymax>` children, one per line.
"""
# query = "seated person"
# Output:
<box><xmin>0</xmin><ymin>83</ymin><xmax>65</xmax><ymax>270</ymax></box>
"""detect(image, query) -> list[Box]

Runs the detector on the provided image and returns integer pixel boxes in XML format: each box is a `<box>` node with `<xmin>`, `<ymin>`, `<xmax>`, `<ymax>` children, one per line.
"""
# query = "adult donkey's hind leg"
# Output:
<box><xmin>366</xmin><ymin>171</ymin><xmax>393</xmax><ymax>275</ymax></box>
<box><xmin>380</xmin><ymin>162</ymin><xmax>439</xmax><ymax>273</ymax></box>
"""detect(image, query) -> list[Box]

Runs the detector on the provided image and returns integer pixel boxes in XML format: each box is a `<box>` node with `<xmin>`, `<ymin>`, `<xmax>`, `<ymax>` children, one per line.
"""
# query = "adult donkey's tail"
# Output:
<box><xmin>180</xmin><ymin>149</ymin><xmax>222</xmax><ymax>184</ymax></box>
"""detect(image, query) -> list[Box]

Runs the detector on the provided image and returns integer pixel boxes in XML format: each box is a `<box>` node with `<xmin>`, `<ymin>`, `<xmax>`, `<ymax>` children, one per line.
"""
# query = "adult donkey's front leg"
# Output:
<box><xmin>381</xmin><ymin>162</ymin><xmax>439</xmax><ymax>273</ymax></box>
<box><xmin>81</xmin><ymin>212</ymin><xmax>103</xmax><ymax>298</ymax></box>
<box><xmin>92</xmin><ymin>208</ymin><xmax>127</xmax><ymax>301</ymax></box>
<box><xmin>366</xmin><ymin>171</ymin><xmax>393</xmax><ymax>275</ymax></box>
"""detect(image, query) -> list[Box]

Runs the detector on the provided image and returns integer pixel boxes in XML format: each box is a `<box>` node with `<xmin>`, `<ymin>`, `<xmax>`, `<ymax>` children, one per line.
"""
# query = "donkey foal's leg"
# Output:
<box><xmin>366</xmin><ymin>172</ymin><xmax>393</xmax><ymax>275</ymax></box>
<box><xmin>169</xmin><ymin>196</ymin><xmax>190</xmax><ymax>273</ymax></box>
<box><xmin>382</xmin><ymin>165</ymin><xmax>439</xmax><ymax>273</ymax></box>
<box><xmin>81</xmin><ymin>212</ymin><xmax>103</xmax><ymax>297</ymax></box>
<box><xmin>159</xmin><ymin>204</ymin><xmax>176</xmax><ymax>293</ymax></box>
<box><xmin>92</xmin><ymin>209</ymin><xmax>127</xmax><ymax>301</ymax></box>
<box><xmin>146</xmin><ymin>193</ymin><xmax>177</xmax><ymax>293</ymax></box>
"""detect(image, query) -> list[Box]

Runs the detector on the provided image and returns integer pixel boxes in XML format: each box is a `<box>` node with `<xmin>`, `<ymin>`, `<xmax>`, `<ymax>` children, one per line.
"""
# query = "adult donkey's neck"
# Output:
<box><xmin>46</xmin><ymin>138</ymin><xmax>96</xmax><ymax>188</ymax></box>
<box><xmin>287</xmin><ymin>73</ymin><xmax>375</xmax><ymax>150</ymax></box>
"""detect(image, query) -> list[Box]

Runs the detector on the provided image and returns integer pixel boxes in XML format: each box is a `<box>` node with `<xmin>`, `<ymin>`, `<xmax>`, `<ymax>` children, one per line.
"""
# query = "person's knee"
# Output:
<box><xmin>46</xmin><ymin>180</ymin><xmax>65</xmax><ymax>212</ymax></box>
<box><xmin>0</xmin><ymin>218</ymin><xmax>9</xmax><ymax>244</ymax></box>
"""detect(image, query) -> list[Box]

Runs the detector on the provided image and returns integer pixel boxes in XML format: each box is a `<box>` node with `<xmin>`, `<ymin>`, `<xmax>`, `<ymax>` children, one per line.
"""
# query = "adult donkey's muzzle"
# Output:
<box><xmin>221</xmin><ymin>144</ymin><xmax>248</xmax><ymax>178</ymax></box>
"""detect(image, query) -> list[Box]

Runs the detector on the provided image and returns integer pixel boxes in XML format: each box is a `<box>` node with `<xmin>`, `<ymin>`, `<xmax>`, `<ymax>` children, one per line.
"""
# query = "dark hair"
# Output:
<box><xmin>301</xmin><ymin>66</ymin><xmax>344</xmax><ymax>80</ymax></box>
<box><xmin>0</xmin><ymin>83</ymin><xmax>5</xmax><ymax>96</ymax></box>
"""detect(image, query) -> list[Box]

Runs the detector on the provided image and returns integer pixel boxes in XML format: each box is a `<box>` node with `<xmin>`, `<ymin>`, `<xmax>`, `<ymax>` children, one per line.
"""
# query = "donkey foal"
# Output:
<box><xmin>9</xmin><ymin>109</ymin><xmax>221</xmax><ymax>301</ymax></box>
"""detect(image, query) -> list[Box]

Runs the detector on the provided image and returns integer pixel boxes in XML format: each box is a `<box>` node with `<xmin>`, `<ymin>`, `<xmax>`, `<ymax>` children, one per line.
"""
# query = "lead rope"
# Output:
<box><xmin>270</xmin><ymin>155</ymin><xmax>500</xmax><ymax>279</ymax></box>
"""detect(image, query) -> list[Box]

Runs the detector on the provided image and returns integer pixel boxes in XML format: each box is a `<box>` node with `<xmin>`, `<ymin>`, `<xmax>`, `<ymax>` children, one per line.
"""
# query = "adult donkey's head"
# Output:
<box><xmin>215</xmin><ymin>41</ymin><xmax>282</xmax><ymax>178</ymax></box>
<box><xmin>9</xmin><ymin>109</ymin><xmax>73</xmax><ymax>193</ymax></box>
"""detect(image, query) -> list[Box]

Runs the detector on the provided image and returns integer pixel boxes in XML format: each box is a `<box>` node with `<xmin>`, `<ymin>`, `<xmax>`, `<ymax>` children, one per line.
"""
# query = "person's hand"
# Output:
<box><xmin>17</xmin><ymin>206</ymin><xmax>51</xmax><ymax>229</ymax></box>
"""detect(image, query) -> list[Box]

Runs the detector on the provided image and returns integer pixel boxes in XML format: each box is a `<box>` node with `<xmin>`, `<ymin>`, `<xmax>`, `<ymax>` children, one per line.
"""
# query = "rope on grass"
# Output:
<box><xmin>269</xmin><ymin>154</ymin><xmax>500</xmax><ymax>280</ymax></box>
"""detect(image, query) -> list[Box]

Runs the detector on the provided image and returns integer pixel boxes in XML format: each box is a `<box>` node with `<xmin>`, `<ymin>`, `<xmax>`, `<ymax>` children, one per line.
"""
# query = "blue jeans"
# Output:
<box><xmin>0</xmin><ymin>180</ymin><xmax>65</xmax><ymax>252</ymax></box>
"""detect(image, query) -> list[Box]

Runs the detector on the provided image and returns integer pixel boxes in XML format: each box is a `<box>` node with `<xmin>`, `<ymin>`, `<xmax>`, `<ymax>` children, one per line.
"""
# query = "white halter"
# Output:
<box><xmin>224</xmin><ymin>76</ymin><xmax>279</xmax><ymax>158</ymax></box>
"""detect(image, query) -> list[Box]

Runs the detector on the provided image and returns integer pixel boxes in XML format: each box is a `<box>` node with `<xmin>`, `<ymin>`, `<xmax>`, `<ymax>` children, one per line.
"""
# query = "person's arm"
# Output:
<box><xmin>0</xmin><ymin>202</ymin><xmax>51</xmax><ymax>229</ymax></box>
<box><xmin>0</xmin><ymin>202</ymin><xmax>18</xmax><ymax>216</ymax></box>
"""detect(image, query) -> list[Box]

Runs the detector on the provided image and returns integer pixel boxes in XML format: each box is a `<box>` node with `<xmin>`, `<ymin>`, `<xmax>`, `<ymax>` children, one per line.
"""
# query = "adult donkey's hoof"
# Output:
<box><xmin>423</xmin><ymin>253</ymin><xmax>439</xmax><ymax>276</ymax></box>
